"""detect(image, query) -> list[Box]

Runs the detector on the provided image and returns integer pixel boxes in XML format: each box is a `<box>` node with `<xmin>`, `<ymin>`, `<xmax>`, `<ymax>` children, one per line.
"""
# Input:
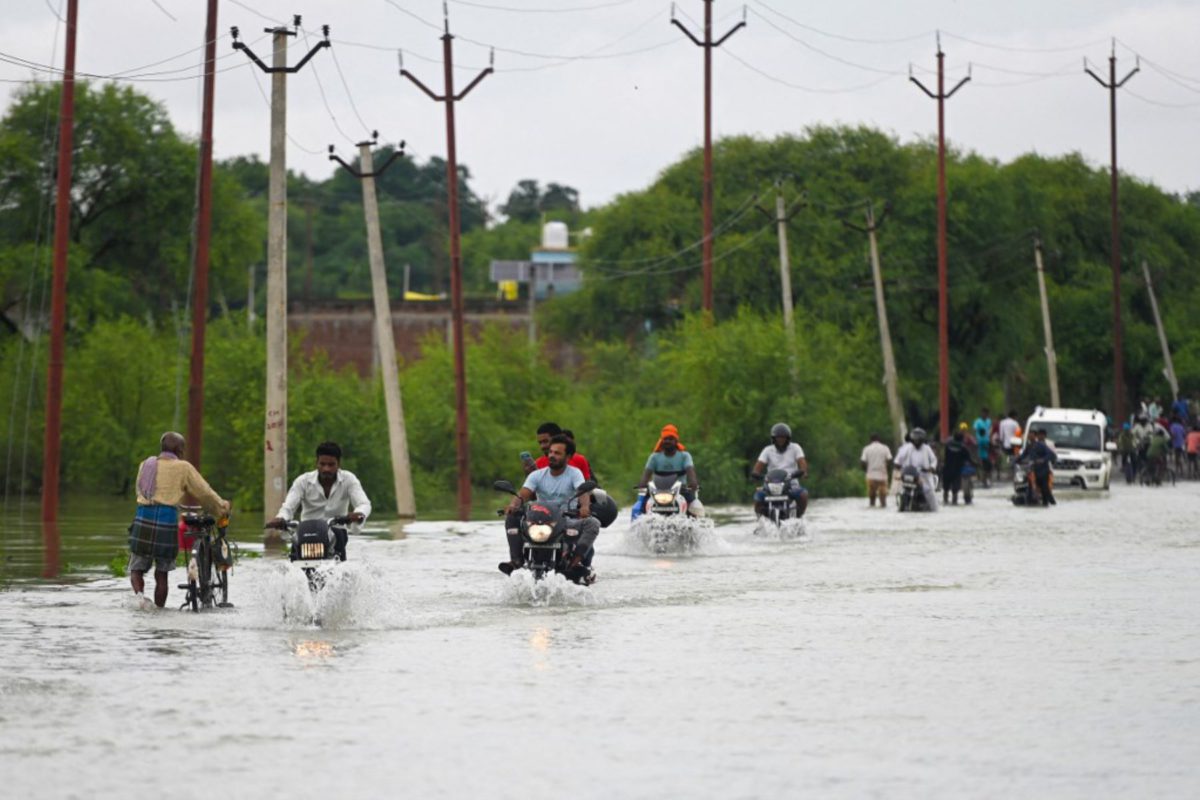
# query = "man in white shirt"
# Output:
<box><xmin>893</xmin><ymin>427</ymin><xmax>939</xmax><ymax>510</ymax></box>
<box><xmin>267</xmin><ymin>441</ymin><xmax>371</xmax><ymax>559</ymax></box>
<box><xmin>859</xmin><ymin>433</ymin><xmax>893</xmax><ymax>508</ymax></box>
<box><xmin>750</xmin><ymin>423</ymin><xmax>809</xmax><ymax>518</ymax></box>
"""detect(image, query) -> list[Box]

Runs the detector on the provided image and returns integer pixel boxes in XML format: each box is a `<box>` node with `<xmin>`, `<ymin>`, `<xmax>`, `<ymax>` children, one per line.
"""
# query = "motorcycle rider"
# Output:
<box><xmin>1017</xmin><ymin>428</ymin><xmax>1058</xmax><ymax>505</ymax></box>
<box><xmin>750</xmin><ymin>422</ymin><xmax>809</xmax><ymax>518</ymax></box>
<box><xmin>502</xmin><ymin>434</ymin><xmax>598</xmax><ymax>579</ymax></box>
<box><xmin>894</xmin><ymin>427</ymin><xmax>939</xmax><ymax>510</ymax></box>
<box><xmin>266</xmin><ymin>441</ymin><xmax>371</xmax><ymax>560</ymax></box>
<box><xmin>634</xmin><ymin>424</ymin><xmax>701</xmax><ymax>517</ymax></box>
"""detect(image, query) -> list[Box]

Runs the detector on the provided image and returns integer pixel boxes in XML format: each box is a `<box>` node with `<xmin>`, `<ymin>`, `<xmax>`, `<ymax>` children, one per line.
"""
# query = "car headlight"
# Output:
<box><xmin>527</xmin><ymin>523</ymin><xmax>553</xmax><ymax>543</ymax></box>
<box><xmin>1085</xmin><ymin>461</ymin><xmax>1102</xmax><ymax>469</ymax></box>
<box><xmin>653</xmin><ymin>492</ymin><xmax>675</xmax><ymax>505</ymax></box>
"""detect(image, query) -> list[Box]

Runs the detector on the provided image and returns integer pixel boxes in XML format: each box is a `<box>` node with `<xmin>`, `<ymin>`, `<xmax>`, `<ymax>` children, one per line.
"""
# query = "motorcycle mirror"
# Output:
<box><xmin>493</xmin><ymin>480</ymin><xmax>517</xmax><ymax>495</ymax></box>
<box><xmin>574</xmin><ymin>480</ymin><xmax>598</xmax><ymax>497</ymax></box>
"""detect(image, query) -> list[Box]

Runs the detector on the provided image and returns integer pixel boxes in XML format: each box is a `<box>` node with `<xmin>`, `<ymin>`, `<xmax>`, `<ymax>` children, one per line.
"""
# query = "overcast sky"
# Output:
<box><xmin>4</xmin><ymin>0</ymin><xmax>1200</xmax><ymax>215</ymax></box>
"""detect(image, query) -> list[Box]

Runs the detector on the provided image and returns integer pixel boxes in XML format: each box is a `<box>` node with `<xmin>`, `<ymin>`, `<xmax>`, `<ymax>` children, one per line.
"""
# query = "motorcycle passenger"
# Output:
<box><xmin>502</xmin><ymin>434</ymin><xmax>599</xmax><ymax>578</ymax></box>
<box><xmin>266</xmin><ymin>441</ymin><xmax>371</xmax><ymax>560</ymax></box>
<box><xmin>634</xmin><ymin>424</ymin><xmax>701</xmax><ymax>517</ymax></box>
<box><xmin>750</xmin><ymin>422</ymin><xmax>809</xmax><ymax>518</ymax></box>
<box><xmin>941</xmin><ymin>429</ymin><xmax>977</xmax><ymax>506</ymax></box>
<box><xmin>1017</xmin><ymin>429</ymin><xmax>1058</xmax><ymax>506</ymax></box>
<box><xmin>894</xmin><ymin>427</ymin><xmax>939</xmax><ymax>510</ymax></box>
<box><xmin>524</xmin><ymin>421</ymin><xmax>593</xmax><ymax>479</ymax></box>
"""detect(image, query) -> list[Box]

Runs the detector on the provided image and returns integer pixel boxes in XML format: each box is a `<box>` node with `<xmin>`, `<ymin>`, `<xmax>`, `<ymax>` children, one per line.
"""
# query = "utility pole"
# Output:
<box><xmin>41</xmin><ymin>0</ymin><xmax>78</xmax><ymax>531</ymax></box>
<box><xmin>399</xmin><ymin>9</ymin><xmax>493</xmax><ymax>522</ymax></box>
<box><xmin>186</xmin><ymin>0</ymin><xmax>220</xmax><ymax>472</ymax></box>
<box><xmin>1033</xmin><ymin>235</ymin><xmax>1061</xmax><ymax>407</ymax></box>
<box><xmin>755</xmin><ymin>184</ymin><xmax>800</xmax><ymax>354</ymax></box>
<box><xmin>910</xmin><ymin>33</ymin><xmax>970</xmax><ymax>442</ymax></box>
<box><xmin>671</xmin><ymin>1</ymin><xmax>746</xmax><ymax>316</ymax></box>
<box><xmin>232</xmin><ymin>17</ymin><xmax>330</xmax><ymax>522</ymax></box>
<box><xmin>329</xmin><ymin>136</ymin><xmax>417</xmax><ymax>519</ymax></box>
<box><xmin>303</xmin><ymin>201</ymin><xmax>314</xmax><ymax>304</ymax></box>
<box><xmin>1086</xmin><ymin>43</ymin><xmax>1139</xmax><ymax>423</ymax></box>
<box><xmin>846</xmin><ymin>203</ymin><xmax>906</xmax><ymax>446</ymax></box>
<box><xmin>1141</xmin><ymin>260</ymin><xmax>1178</xmax><ymax>400</ymax></box>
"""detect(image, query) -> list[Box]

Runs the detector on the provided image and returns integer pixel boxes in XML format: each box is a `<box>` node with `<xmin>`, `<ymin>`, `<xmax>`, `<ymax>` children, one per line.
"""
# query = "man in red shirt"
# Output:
<box><xmin>525</xmin><ymin>422</ymin><xmax>593</xmax><ymax>480</ymax></box>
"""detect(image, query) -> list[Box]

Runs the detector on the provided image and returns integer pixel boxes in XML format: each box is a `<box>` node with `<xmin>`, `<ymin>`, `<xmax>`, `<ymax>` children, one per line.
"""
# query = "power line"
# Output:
<box><xmin>750</xmin><ymin>0</ymin><xmax>932</xmax><ymax>45</ymax></box>
<box><xmin>721</xmin><ymin>48</ymin><xmax>899</xmax><ymax>94</ymax></box>
<box><xmin>747</xmin><ymin>7</ymin><xmax>906</xmax><ymax>75</ymax></box>
<box><xmin>447</xmin><ymin>0</ymin><xmax>637</xmax><ymax>13</ymax></box>
<box><xmin>942</xmin><ymin>30</ymin><xmax>1109</xmax><ymax>54</ymax></box>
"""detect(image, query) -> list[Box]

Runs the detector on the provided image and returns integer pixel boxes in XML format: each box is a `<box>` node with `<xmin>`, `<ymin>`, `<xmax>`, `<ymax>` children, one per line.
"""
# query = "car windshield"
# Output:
<box><xmin>1028</xmin><ymin>422</ymin><xmax>1102</xmax><ymax>450</ymax></box>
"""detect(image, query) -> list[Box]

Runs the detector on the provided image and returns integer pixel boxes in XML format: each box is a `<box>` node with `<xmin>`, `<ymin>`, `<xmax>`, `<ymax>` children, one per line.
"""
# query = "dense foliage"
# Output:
<box><xmin>3</xmin><ymin>82</ymin><xmax>1200</xmax><ymax>515</ymax></box>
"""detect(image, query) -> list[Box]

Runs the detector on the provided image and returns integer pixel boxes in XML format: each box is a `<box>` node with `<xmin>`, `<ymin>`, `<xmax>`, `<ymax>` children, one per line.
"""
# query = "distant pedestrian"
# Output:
<box><xmin>973</xmin><ymin>407</ymin><xmax>993</xmax><ymax>487</ymax></box>
<box><xmin>941</xmin><ymin>430</ymin><xmax>977</xmax><ymax>506</ymax></box>
<box><xmin>860</xmin><ymin>433</ymin><xmax>893</xmax><ymax>508</ymax></box>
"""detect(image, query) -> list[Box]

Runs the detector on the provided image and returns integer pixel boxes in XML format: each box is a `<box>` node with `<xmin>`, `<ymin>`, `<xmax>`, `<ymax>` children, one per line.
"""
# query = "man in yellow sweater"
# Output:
<box><xmin>129</xmin><ymin>431</ymin><xmax>231</xmax><ymax>608</ymax></box>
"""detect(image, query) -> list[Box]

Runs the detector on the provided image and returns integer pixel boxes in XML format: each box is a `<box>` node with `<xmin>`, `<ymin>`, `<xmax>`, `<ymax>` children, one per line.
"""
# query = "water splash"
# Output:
<box><xmin>611</xmin><ymin>515</ymin><xmax>731</xmax><ymax>557</ymax></box>
<box><xmin>751</xmin><ymin>516</ymin><xmax>810</xmax><ymax>541</ymax></box>
<box><xmin>495</xmin><ymin>569</ymin><xmax>598</xmax><ymax>607</ymax></box>
<box><xmin>247</xmin><ymin>561</ymin><xmax>408</xmax><ymax>630</ymax></box>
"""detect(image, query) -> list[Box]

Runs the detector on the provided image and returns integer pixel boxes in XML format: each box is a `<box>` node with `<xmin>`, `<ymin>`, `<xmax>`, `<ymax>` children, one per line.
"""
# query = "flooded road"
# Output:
<box><xmin>1</xmin><ymin>483</ymin><xmax>1197</xmax><ymax>798</ymax></box>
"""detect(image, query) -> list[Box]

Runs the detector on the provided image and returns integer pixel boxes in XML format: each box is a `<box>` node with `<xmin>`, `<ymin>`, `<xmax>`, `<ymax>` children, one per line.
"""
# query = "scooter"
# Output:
<box><xmin>494</xmin><ymin>479</ymin><xmax>598</xmax><ymax>584</ymax></box>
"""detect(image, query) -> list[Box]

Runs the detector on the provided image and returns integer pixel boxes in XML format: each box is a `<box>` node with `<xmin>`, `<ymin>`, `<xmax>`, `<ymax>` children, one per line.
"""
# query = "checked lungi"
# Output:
<box><xmin>128</xmin><ymin>503</ymin><xmax>180</xmax><ymax>561</ymax></box>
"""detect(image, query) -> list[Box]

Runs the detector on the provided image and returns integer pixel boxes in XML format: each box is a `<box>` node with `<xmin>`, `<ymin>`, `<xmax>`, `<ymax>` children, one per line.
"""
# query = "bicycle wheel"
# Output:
<box><xmin>194</xmin><ymin>541</ymin><xmax>213</xmax><ymax>609</ymax></box>
<box><xmin>216</xmin><ymin>566</ymin><xmax>229</xmax><ymax>606</ymax></box>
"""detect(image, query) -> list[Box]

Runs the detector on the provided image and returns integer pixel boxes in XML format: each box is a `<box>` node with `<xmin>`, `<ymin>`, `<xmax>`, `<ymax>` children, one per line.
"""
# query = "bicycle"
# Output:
<box><xmin>178</xmin><ymin>510</ymin><xmax>236</xmax><ymax>612</ymax></box>
<box><xmin>1137</xmin><ymin>458</ymin><xmax>1176</xmax><ymax>487</ymax></box>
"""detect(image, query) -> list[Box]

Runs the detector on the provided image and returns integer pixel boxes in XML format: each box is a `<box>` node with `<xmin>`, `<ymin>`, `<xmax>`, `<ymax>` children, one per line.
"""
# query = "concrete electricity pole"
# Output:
<box><xmin>671</xmin><ymin>1</ymin><xmax>746</xmax><ymax>315</ymax></box>
<box><xmin>846</xmin><ymin>203</ymin><xmax>906</xmax><ymax>446</ymax></box>
<box><xmin>399</xmin><ymin>11</ymin><xmax>493</xmax><ymax>521</ymax></box>
<box><xmin>41</xmin><ymin>0</ymin><xmax>79</xmax><ymax>535</ymax></box>
<box><xmin>329</xmin><ymin>136</ymin><xmax>417</xmax><ymax>519</ymax></box>
<box><xmin>756</xmin><ymin>184</ymin><xmax>800</xmax><ymax>357</ymax></box>
<box><xmin>1033</xmin><ymin>235</ymin><xmax>1061</xmax><ymax>407</ymax></box>
<box><xmin>1141</xmin><ymin>260</ymin><xmax>1178</xmax><ymax>400</ymax></box>
<box><xmin>1085</xmin><ymin>43</ymin><xmax>1139</xmax><ymax>423</ymax></box>
<box><xmin>232</xmin><ymin>17</ymin><xmax>330</xmax><ymax>522</ymax></box>
<box><xmin>186</xmin><ymin>0</ymin><xmax>220</xmax><ymax>472</ymax></box>
<box><xmin>910</xmin><ymin>33</ymin><xmax>970</xmax><ymax>442</ymax></box>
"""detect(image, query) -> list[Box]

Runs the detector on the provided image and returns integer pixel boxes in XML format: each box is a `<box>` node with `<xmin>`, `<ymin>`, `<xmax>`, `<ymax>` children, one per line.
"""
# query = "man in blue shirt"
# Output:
<box><xmin>501</xmin><ymin>434</ymin><xmax>598</xmax><ymax>577</ymax></box>
<box><xmin>633</xmin><ymin>424</ymin><xmax>701</xmax><ymax>518</ymax></box>
<box><xmin>972</xmin><ymin>407</ymin><xmax>993</xmax><ymax>488</ymax></box>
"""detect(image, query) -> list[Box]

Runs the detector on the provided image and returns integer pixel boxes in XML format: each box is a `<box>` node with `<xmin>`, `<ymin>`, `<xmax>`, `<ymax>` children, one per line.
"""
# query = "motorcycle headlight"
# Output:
<box><xmin>767</xmin><ymin>482</ymin><xmax>784</xmax><ymax>494</ymax></box>
<box><xmin>300</xmin><ymin>542</ymin><xmax>326</xmax><ymax>559</ymax></box>
<box><xmin>527</xmin><ymin>523</ymin><xmax>553</xmax><ymax>543</ymax></box>
<box><xmin>653</xmin><ymin>492</ymin><xmax>675</xmax><ymax>505</ymax></box>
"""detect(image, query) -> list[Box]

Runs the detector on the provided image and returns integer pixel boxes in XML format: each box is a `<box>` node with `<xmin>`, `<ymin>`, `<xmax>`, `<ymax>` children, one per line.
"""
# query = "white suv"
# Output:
<box><xmin>1018</xmin><ymin>407</ymin><xmax>1113</xmax><ymax>490</ymax></box>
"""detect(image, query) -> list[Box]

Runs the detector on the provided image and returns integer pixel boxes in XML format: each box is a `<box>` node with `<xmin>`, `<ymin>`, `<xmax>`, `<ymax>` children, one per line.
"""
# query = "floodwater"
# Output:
<box><xmin>1</xmin><ymin>483</ymin><xmax>1198</xmax><ymax>799</ymax></box>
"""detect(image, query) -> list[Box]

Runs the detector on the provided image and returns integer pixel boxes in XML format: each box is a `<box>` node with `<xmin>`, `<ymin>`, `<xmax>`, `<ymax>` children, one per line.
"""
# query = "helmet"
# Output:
<box><xmin>910</xmin><ymin>427</ymin><xmax>927</xmax><ymax>444</ymax></box>
<box><xmin>770</xmin><ymin>423</ymin><xmax>791</xmax><ymax>439</ymax></box>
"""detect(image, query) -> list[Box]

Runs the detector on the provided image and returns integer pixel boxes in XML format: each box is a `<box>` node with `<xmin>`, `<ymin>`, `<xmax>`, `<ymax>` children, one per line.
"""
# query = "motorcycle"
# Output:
<box><xmin>757</xmin><ymin>468</ymin><xmax>801</xmax><ymax>524</ymax></box>
<box><xmin>494</xmin><ymin>479</ymin><xmax>598</xmax><ymax>585</ymax></box>
<box><xmin>273</xmin><ymin>515</ymin><xmax>352</xmax><ymax>593</ymax></box>
<box><xmin>898</xmin><ymin>466</ymin><xmax>938</xmax><ymax>512</ymax></box>
<box><xmin>1011</xmin><ymin>460</ymin><xmax>1053</xmax><ymax>506</ymax></box>
<box><xmin>635</xmin><ymin>473</ymin><xmax>705</xmax><ymax>519</ymax></box>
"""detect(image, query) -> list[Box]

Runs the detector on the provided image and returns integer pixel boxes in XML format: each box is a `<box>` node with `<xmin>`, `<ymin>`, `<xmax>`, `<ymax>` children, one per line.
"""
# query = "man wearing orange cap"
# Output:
<box><xmin>633</xmin><ymin>424</ymin><xmax>701</xmax><ymax>518</ymax></box>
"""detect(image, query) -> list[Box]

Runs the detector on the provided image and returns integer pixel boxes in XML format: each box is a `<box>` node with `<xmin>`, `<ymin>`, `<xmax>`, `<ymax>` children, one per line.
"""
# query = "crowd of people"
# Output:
<box><xmin>1116</xmin><ymin>395</ymin><xmax>1200</xmax><ymax>484</ymax></box>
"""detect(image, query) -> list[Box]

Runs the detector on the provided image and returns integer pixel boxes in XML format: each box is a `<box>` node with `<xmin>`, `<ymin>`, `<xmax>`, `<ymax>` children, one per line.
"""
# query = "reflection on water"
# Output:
<box><xmin>293</xmin><ymin>639</ymin><xmax>336</xmax><ymax>661</ymax></box>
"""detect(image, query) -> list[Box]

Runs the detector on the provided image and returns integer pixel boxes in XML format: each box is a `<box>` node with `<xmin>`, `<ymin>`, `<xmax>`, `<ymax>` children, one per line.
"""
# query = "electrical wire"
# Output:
<box><xmin>298</xmin><ymin>27</ymin><xmax>358</xmax><ymax>144</ymax></box>
<box><xmin>148</xmin><ymin>0</ymin><xmax>178</xmax><ymax>23</ymax></box>
<box><xmin>1124</xmin><ymin>89</ymin><xmax>1200</xmax><ymax>109</ymax></box>
<box><xmin>328</xmin><ymin>45</ymin><xmax>373</xmax><ymax>133</ymax></box>
<box><xmin>721</xmin><ymin>48</ymin><xmax>899</xmax><ymax>94</ymax></box>
<box><xmin>244</xmin><ymin>62</ymin><xmax>325</xmax><ymax>154</ymax></box>
<box><xmin>227</xmin><ymin>0</ymin><xmax>287</xmax><ymax>26</ymax></box>
<box><xmin>586</xmin><ymin>224</ymin><xmax>775</xmax><ymax>282</ymax></box>
<box><xmin>750</xmin><ymin>0</ymin><xmax>932</xmax><ymax>45</ymax></box>
<box><xmin>747</xmin><ymin>8</ymin><xmax>906</xmax><ymax>76</ymax></box>
<box><xmin>448</xmin><ymin>0</ymin><xmax>637</xmax><ymax>13</ymax></box>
